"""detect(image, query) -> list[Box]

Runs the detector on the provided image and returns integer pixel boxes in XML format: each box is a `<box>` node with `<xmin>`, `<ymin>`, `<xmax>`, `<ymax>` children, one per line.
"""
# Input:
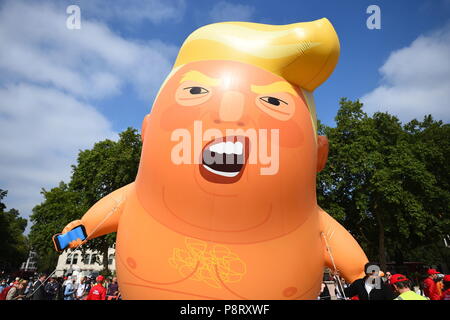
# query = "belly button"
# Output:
<box><xmin>127</xmin><ymin>257</ymin><xmax>137</xmax><ymax>269</ymax></box>
<box><xmin>283</xmin><ymin>286</ymin><xmax>298</xmax><ymax>297</ymax></box>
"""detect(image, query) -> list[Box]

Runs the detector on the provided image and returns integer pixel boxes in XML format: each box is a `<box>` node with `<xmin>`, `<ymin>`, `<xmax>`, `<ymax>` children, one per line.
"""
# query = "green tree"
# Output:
<box><xmin>29</xmin><ymin>128</ymin><xmax>142</xmax><ymax>274</ymax></box>
<box><xmin>317</xmin><ymin>99</ymin><xmax>450</xmax><ymax>271</ymax></box>
<box><xmin>401</xmin><ymin>116</ymin><xmax>450</xmax><ymax>265</ymax></box>
<box><xmin>29</xmin><ymin>182</ymin><xmax>82</xmax><ymax>273</ymax></box>
<box><xmin>68</xmin><ymin>128</ymin><xmax>142</xmax><ymax>272</ymax></box>
<box><xmin>0</xmin><ymin>190</ymin><xmax>29</xmax><ymax>272</ymax></box>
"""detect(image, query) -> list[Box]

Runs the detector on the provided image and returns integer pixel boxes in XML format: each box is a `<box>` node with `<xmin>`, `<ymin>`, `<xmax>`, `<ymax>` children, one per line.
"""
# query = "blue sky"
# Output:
<box><xmin>0</xmin><ymin>0</ymin><xmax>449</xmax><ymax>225</ymax></box>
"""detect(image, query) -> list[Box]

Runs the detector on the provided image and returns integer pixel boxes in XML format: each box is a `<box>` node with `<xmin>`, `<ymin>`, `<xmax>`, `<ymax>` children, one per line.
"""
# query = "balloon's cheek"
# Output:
<box><xmin>257</xmin><ymin>115</ymin><xmax>304</xmax><ymax>148</ymax></box>
<box><xmin>158</xmin><ymin>102</ymin><xmax>202</xmax><ymax>132</ymax></box>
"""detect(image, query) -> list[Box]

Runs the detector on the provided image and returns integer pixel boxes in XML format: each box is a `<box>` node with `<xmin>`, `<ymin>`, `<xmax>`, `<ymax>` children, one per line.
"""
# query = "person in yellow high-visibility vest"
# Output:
<box><xmin>390</xmin><ymin>274</ymin><xmax>428</xmax><ymax>300</ymax></box>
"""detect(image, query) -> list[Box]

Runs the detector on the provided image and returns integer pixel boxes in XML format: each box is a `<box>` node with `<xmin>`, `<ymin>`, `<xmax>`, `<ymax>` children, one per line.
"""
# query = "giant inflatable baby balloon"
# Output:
<box><xmin>54</xmin><ymin>18</ymin><xmax>368</xmax><ymax>299</ymax></box>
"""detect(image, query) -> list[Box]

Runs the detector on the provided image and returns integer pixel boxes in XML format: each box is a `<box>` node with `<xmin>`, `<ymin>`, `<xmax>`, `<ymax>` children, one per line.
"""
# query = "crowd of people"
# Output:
<box><xmin>1</xmin><ymin>263</ymin><xmax>449</xmax><ymax>300</ymax></box>
<box><xmin>0</xmin><ymin>274</ymin><xmax>120</xmax><ymax>300</ymax></box>
<box><xmin>319</xmin><ymin>263</ymin><xmax>450</xmax><ymax>300</ymax></box>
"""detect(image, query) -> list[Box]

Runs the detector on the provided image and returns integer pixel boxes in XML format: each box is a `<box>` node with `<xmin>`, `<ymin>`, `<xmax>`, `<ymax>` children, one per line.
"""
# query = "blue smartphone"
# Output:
<box><xmin>52</xmin><ymin>225</ymin><xmax>87</xmax><ymax>252</ymax></box>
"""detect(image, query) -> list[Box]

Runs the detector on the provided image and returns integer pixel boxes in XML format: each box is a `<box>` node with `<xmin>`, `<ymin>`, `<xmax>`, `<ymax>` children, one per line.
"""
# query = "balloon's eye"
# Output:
<box><xmin>260</xmin><ymin>96</ymin><xmax>288</xmax><ymax>106</ymax></box>
<box><xmin>176</xmin><ymin>82</ymin><xmax>212</xmax><ymax>106</ymax></box>
<box><xmin>184</xmin><ymin>87</ymin><xmax>209</xmax><ymax>95</ymax></box>
<box><xmin>255</xmin><ymin>92</ymin><xmax>295</xmax><ymax>120</ymax></box>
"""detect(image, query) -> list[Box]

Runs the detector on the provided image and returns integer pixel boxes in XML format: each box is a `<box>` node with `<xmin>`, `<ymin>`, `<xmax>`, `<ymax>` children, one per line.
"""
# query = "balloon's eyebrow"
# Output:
<box><xmin>180</xmin><ymin>70</ymin><xmax>220</xmax><ymax>86</ymax></box>
<box><xmin>251</xmin><ymin>81</ymin><xmax>299</xmax><ymax>97</ymax></box>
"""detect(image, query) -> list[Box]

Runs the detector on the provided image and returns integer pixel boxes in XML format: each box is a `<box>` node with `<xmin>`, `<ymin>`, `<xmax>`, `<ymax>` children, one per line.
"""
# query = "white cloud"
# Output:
<box><xmin>361</xmin><ymin>24</ymin><xmax>450</xmax><ymax>123</ymax></box>
<box><xmin>0</xmin><ymin>84</ymin><xmax>116</xmax><ymax>221</ymax></box>
<box><xmin>78</xmin><ymin>0</ymin><xmax>186</xmax><ymax>25</ymax></box>
<box><xmin>0</xmin><ymin>0</ymin><xmax>178</xmax><ymax>100</ymax></box>
<box><xmin>209</xmin><ymin>1</ymin><xmax>255</xmax><ymax>22</ymax></box>
<box><xmin>0</xmin><ymin>0</ymin><xmax>179</xmax><ymax>226</ymax></box>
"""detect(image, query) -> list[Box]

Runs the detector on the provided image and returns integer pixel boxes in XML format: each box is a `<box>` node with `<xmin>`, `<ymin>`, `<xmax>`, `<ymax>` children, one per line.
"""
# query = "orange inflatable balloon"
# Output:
<box><xmin>55</xmin><ymin>18</ymin><xmax>368</xmax><ymax>299</ymax></box>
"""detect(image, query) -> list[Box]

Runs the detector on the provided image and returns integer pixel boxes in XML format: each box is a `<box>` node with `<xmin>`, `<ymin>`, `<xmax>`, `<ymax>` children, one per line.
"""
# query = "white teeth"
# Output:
<box><xmin>235</xmin><ymin>141</ymin><xmax>243</xmax><ymax>154</ymax></box>
<box><xmin>208</xmin><ymin>141</ymin><xmax>243</xmax><ymax>155</ymax></box>
<box><xmin>225</xmin><ymin>141</ymin><xmax>234</xmax><ymax>154</ymax></box>
<box><xmin>202</xmin><ymin>164</ymin><xmax>240</xmax><ymax>177</ymax></box>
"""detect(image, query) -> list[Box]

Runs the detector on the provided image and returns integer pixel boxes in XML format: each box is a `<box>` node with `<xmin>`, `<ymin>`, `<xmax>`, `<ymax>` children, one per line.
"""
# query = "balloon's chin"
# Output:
<box><xmin>162</xmin><ymin>185</ymin><xmax>273</xmax><ymax>233</ymax></box>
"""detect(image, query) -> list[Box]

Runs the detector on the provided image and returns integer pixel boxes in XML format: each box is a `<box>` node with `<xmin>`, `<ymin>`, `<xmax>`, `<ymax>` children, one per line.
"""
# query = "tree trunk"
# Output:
<box><xmin>394</xmin><ymin>248</ymin><xmax>404</xmax><ymax>265</ymax></box>
<box><xmin>376</xmin><ymin>206</ymin><xmax>387</xmax><ymax>272</ymax></box>
<box><xmin>102</xmin><ymin>242</ymin><xmax>109</xmax><ymax>273</ymax></box>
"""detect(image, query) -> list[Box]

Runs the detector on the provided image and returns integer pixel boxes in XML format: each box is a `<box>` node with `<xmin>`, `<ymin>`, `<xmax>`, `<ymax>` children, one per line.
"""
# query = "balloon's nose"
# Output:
<box><xmin>218</xmin><ymin>91</ymin><xmax>245</xmax><ymax>123</ymax></box>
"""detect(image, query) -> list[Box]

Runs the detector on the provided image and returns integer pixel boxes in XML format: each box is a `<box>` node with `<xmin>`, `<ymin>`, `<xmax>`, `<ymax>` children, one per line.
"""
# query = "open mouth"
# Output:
<box><xmin>199</xmin><ymin>136</ymin><xmax>249</xmax><ymax>183</ymax></box>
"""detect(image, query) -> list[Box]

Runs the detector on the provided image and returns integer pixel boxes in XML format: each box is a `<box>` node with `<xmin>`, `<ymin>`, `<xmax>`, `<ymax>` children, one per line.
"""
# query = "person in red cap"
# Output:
<box><xmin>441</xmin><ymin>275</ymin><xmax>450</xmax><ymax>300</ymax></box>
<box><xmin>86</xmin><ymin>275</ymin><xmax>107</xmax><ymax>300</ymax></box>
<box><xmin>390</xmin><ymin>274</ymin><xmax>428</xmax><ymax>300</ymax></box>
<box><xmin>423</xmin><ymin>269</ymin><xmax>441</xmax><ymax>300</ymax></box>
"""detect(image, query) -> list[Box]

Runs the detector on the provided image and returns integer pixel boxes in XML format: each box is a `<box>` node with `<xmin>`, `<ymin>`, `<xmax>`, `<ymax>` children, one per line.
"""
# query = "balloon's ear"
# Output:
<box><xmin>317</xmin><ymin>135</ymin><xmax>329</xmax><ymax>172</ymax></box>
<box><xmin>141</xmin><ymin>114</ymin><xmax>151</xmax><ymax>143</ymax></box>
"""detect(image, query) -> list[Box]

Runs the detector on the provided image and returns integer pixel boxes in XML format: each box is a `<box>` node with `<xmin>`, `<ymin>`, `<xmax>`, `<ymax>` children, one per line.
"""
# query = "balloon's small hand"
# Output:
<box><xmin>62</xmin><ymin>219</ymin><xmax>83</xmax><ymax>234</ymax></box>
<box><xmin>69</xmin><ymin>238</ymin><xmax>85</xmax><ymax>248</ymax></box>
<box><xmin>53</xmin><ymin>220</ymin><xmax>87</xmax><ymax>250</ymax></box>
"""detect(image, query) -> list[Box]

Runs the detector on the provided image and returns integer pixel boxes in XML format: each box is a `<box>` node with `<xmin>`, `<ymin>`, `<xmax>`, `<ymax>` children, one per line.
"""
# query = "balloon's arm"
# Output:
<box><xmin>319</xmin><ymin>208</ymin><xmax>368</xmax><ymax>283</ymax></box>
<box><xmin>53</xmin><ymin>183</ymin><xmax>133</xmax><ymax>251</ymax></box>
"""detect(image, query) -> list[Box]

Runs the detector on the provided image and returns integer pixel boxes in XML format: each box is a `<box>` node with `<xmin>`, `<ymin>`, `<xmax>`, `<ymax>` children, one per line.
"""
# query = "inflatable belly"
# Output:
<box><xmin>116</xmin><ymin>190</ymin><xmax>325</xmax><ymax>300</ymax></box>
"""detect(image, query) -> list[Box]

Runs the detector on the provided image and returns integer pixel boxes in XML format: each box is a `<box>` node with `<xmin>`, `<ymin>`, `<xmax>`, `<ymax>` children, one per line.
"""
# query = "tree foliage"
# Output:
<box><xmin>29</xmin><ymin>128</ymin><xmax>142</xmax><ymax>273</ymax></box>
<box><xmin>317</xmin><ymin>99</ymin><xmax>450</xmax><ymax>270</ymax></box>
<box><xmin>69</xmin><ymin>128</ymin><xmax>142</xmax><ymax>272</ymax></box>
<box><xmin>0</xmin><ymin>190</ymin><xmax>29</xmax><ymax>272</ymax></box>
<box><xmin>28</xmin><ymin>182</ymin><xmax>82</xmax><ymax>273</ymax></box>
